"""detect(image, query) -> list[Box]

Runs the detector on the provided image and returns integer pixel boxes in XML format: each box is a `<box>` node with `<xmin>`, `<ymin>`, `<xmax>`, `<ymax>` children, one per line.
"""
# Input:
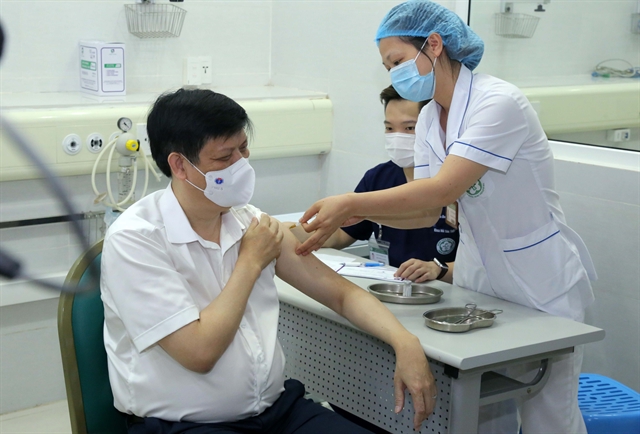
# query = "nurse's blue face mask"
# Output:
<box><xmin>389</xmin><ymin>39</ymin><xmax>437</xmax><ymax>102</ymax></box>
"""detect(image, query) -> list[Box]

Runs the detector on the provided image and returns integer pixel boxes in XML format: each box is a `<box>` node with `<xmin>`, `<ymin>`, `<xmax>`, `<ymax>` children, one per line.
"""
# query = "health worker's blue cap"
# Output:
<box><xmin>375</xmin><ymin>0</ymin><xmax>484</xmax><ymax>71</ymax></box>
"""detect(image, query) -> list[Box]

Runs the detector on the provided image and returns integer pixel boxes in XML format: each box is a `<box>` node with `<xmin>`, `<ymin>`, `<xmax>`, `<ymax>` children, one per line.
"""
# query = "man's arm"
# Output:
<box><xmin>158</xmin><ymin>214</ymin><xmax>283</xmax><ymax>373</ymax></box>
<box><xmin>275</xmin><ymin>223</ymin><xmax>437</xmax><ymax>430</ymax></box>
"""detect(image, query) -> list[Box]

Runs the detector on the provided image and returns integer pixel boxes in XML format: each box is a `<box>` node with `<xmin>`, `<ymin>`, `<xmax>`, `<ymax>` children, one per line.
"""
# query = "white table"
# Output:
<box><xmin>275</xmin><ymin>249</ymin><xmax>605</xmax><ymax>434</ymax></box>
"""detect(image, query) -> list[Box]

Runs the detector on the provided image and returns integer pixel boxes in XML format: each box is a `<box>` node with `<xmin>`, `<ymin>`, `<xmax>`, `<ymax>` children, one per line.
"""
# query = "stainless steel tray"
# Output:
<box><xmin>367</xmin><ymin>282</ymin><xmax>443</xmax><ymax>305</ymax></box>
<box><xmin>423</xmin><ymin>303</ymin><xmax>503</xmax><ymax>332</ymax></box>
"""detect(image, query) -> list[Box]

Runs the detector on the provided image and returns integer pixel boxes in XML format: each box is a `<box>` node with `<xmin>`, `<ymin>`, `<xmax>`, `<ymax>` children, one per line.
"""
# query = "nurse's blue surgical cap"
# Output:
<box><xmin>376</xmin><ymin>0</ymin><xmax>484</xmax><ymax>71</ymax></box>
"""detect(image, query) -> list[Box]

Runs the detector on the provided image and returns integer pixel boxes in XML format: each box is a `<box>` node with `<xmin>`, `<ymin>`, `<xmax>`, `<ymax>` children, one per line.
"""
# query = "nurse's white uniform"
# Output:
<box><xmin>414</xmin><ymin>65</ymin><xmax>597</xmax><ymax>433</ymax></box>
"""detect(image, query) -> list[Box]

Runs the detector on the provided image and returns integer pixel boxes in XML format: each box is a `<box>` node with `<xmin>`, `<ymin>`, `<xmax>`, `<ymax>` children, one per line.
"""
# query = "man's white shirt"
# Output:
<box><xmin>101</xmin><ymin>185</ymin><xmax>285</xmax><ymax>423</ymax></box>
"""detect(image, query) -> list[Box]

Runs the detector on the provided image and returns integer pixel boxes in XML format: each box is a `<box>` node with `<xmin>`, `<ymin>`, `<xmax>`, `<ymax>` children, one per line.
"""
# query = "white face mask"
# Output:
<box><xmin>183</xmin><ymin>156</ymin><xmax>255</xmax><ymax>208</ymax></box>
<box><xmin>384</xmin><ymin>133</ymin><xmax>415</xmax><ymax>168</ymax></box>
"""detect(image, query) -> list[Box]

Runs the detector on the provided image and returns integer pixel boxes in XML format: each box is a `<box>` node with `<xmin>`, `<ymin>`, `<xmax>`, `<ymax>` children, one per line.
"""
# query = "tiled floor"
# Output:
<box><xmin>0</xmin><ymin>401</ymin><xmax>70</xmax><ymax>434</ymax></box>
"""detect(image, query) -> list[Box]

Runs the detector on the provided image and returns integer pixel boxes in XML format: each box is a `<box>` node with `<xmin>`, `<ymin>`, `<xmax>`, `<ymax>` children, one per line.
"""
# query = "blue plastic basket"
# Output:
<box><xmin>578</xmin><ymin>374</ymin><xmax>640</xmax><ymax>434</ymax></box>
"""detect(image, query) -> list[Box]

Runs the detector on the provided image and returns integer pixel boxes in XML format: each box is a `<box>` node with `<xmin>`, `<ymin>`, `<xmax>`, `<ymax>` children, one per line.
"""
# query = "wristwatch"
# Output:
<box><xmin>433</xmin><ymin>258</ymin><xmax>449</xmax><ymax>280</ymax></box>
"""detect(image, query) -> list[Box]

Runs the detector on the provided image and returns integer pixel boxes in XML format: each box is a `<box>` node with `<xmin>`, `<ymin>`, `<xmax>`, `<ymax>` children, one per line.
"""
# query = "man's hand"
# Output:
<box><xmin>393</xmin><ymin>335</ymin><xmax>438</xmax><ymax>431</ymax></box>
<box><xmin>395</xmin><ymin>259</ymin><xmax>440</xmax><ymax>283</ymax></box>
<box><xmin>239</xmin><ymin>214</ymin><xmax>284</xmax><ymax>270</ymax></box>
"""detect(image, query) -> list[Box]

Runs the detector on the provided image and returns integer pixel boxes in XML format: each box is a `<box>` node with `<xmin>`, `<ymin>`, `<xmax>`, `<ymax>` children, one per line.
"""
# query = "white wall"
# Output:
<box><xmin>271</xmin><ymin>0</ymin><xmax>460</xmax><ymax>198</ymax></box>
<box><xmin>471</xmin><ymin>0</ymin><xmax>640</xmax><ymax>85</ymax></box>
<box><xmin>0</xmin><ymin>0</ymin><xmax>272</xmax><ymax>92</ymax></box>
<box><xmin>551</xmin><ymin>147</ymin><xmax>640</xmax><ymax>391</ymax></box>
<box><xmin>271</xmin><ymin>0</ymin><xmax>401</xmax><ymax>197</ymax></box>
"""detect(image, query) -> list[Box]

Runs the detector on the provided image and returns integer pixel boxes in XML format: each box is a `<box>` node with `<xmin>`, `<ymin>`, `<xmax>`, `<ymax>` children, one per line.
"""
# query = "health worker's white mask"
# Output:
<box><xmin>183</xmin><ymin>155</ymin><xmax>255</xmax><ymax>208</ymax></box>
<box><xmin>385</xmin><ymin>133</ymin><xmax>415</xmax><ymax>168</ymax></box>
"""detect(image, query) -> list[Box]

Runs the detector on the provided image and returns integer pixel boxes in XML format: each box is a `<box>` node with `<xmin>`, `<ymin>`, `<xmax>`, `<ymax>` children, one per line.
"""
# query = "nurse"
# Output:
<box><xmin>292</xmin><ymin>84</ymin><xmax>458</xmax><ymax>282</ymax></box>
<box><xmin>296</xmin><ymin>1</ymin><xmax>597</xmax><ymax>433</ymax></box>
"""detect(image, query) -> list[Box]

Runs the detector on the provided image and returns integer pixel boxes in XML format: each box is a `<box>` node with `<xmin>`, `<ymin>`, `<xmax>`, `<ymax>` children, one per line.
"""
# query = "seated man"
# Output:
<box><xmin>101</xmin><ymin>88</ymin><xmax>437</xmax><ymax>434</ymax></box>
<box><xmin>292</xmin><ymin>85</ymin><xmax>458</xmax><ymax>283</ymax></box>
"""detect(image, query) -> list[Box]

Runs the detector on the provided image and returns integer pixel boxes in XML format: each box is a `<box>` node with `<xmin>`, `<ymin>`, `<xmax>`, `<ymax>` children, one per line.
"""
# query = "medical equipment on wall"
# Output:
<box><xmin>125</xmin><ymin>0</ymin><xmax>187</xmax><ymax>39</ymax></box>
<box><xmin>495</xmin><ymin>0</ymin><xmax>549</xmax><ymax>39</ymax></box>
<box><xmin>91</xmin><ymin>117</ymin><xmax>161</xmax><ymax>214</ymax></box>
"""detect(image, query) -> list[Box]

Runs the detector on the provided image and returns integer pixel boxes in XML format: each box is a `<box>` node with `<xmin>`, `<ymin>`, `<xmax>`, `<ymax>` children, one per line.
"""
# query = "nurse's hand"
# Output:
<box><xmin>395</xmin><ymin>259</ymin><xmax>440</xmax><ymax>283</ymax></box>
<box><xmin>296</xmin><ymin>194</ymin><xmax>362</xmax><ymax>256</ymax></box>
<box><xmin>393</xmin><ymin>336</ymin><xmax>438</xmax><ymax>430</ymax></box>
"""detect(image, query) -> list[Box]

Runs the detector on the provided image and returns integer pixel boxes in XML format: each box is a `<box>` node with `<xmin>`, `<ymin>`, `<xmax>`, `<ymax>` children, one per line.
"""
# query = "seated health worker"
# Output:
<box><xmin>296</xmin><ymin>1</ymin><xmax>597</xmax><ymax>433</ymax></box>
<box><xmin>293</xmin><ymin>85</ymin><xmax>458</xmax><ymax>283</ymax></box>
<box><xmin>100</xmin><ymin>88</ymin><xmax>437</xmax><ymax>434</ymax></box>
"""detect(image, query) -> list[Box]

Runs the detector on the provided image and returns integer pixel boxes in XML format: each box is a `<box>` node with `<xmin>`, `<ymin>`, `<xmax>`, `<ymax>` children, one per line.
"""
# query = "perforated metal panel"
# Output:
<box><xmin>278</xmin><ymin>302</ymin><xmax>451</xmax><ymax>434</ymax></box>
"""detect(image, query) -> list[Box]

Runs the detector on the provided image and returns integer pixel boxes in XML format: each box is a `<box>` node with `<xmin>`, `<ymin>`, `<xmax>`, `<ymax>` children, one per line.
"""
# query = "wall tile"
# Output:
<box><xmin>323</xmin><ymin>148</ymin><xmax>388</xmax><ymax>198</ymax></box>
<box><xmin>583</xmin><ymin>289</ymin><xmax>640</xmax><ymax>391</ymax></box>
<box><xmin>559</xmin><ymin>191</ymin><xmax>640</xmax><ymax>301</ymax></box>
<box><xmin>270</xmin><ymin>72</ymin><xmax>331</xmax><ymax>94</ymax></box>
<box><xmin>555</xmin><ymin>160</ymin><xmax>640</xmax><ymax>206</ymax></box>
<box><xmin>0</xmin><ymin>299</ymin><xmax>65</xmax><ymax>415</ymax></box>
<box><xmin>471</xmin><ymin>1</ymin><xmax>640</xmax><ymax>84</ymax></box>
<box><xmin>250</xmin><ymin>155</ymin><xmax>324</xmax><ymax>215</ymax></box>
<box><xmin>0</xmin><ymin>223</ymin><xmax>70</xmax><ymax>253</ymax></box>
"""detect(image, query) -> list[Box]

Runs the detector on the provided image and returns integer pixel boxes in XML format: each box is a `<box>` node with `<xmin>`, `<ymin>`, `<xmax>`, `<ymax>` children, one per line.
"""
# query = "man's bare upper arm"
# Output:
<box><xmin>274</xmin><ymin>221</ymin><xmax>345</xmax><ymax>313</ymax></box>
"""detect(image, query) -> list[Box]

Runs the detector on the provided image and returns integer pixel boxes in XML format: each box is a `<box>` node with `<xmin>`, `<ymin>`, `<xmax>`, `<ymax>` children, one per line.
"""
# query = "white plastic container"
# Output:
<box><xmin>79</xmin><ymin>41</ymin><xmax>126</xmax><ymax>96</ymax></box>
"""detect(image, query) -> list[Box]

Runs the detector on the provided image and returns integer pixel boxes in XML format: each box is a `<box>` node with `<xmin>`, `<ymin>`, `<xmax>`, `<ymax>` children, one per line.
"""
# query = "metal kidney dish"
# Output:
<box><xmin>423</xmin><ymin>303</ymin><xmax>503</xmax><ymax>332</ymax></box>
<box><xmin>367</xmin><ymin>283</ymin><xmax>443</xmax><ymax>305</ymax></box>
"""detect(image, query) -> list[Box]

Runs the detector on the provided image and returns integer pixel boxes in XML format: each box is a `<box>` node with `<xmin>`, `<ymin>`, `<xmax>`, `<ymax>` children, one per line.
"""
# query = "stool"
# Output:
<box><xmin>578</xmin><ymin>373</ymin><xmax>640</xmax><ymax>434</ymax></box>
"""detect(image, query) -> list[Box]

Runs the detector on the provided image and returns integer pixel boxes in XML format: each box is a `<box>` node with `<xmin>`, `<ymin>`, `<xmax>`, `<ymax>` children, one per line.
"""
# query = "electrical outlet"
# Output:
<box><xmin>184</xmin><ymin>57</ymin><xmax>202</xmax><ymax>86</ymax></box>
<box><xmin>183</xmin><ymin>56</ymin><xmax>213</xmax><ymax>86</ymax></box>
<box><xmin>86</xmin><ymin>132</ymin><xmax>105</xmax><ymax>153</ymax></box>
<box><xmin>607</xmin><ymin>128</ymin><xmax>631</xmax><ymax>142</ymax></box>
<box><xmin>200</xmin><ymin>56</ymin><xmax>212</xmax><ymax>84</ymax></box>
<box><xmin>62</xmin><ymin>133</ymin><xmax>82</xmax><ymax>155</ymax></box>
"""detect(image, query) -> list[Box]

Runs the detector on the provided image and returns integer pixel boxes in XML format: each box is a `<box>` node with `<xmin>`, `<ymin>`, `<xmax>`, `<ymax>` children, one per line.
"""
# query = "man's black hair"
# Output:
<box><xmin>147</xmin><ymin>88</ymin><xmax>253</xmax><ymax>178</ymax></box>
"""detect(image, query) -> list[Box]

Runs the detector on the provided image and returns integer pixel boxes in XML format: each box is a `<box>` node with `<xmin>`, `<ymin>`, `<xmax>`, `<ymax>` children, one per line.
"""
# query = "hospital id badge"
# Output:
<box><xmin>446</xmin><ymin>202</ymin><xmax>459</xmax><ymax>229</ymax></box>
<box><xmin>368</xmin><ymin>238</ymin><xmax>390</xmax><ymax>266</ymax></box>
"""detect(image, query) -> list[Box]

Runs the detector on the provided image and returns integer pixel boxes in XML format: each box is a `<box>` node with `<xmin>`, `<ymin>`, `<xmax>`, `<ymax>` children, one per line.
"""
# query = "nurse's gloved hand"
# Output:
<box><xmin>296</xmin><ymin>194</ymin><xmax>358</xmax><ymax>256</ymax></box>
<box><xmin>395</xmin><ymin>259</ymin><xmax>439</xmax><ymax>283</ymax></box>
